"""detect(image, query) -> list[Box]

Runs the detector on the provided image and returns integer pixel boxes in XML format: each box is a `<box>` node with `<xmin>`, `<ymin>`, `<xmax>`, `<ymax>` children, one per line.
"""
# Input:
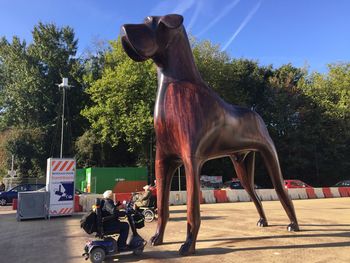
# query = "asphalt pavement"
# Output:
<box><xmin>0</xmin><ymin>198</ymin><xmax>349</xmax><ymax>263</ymax></box>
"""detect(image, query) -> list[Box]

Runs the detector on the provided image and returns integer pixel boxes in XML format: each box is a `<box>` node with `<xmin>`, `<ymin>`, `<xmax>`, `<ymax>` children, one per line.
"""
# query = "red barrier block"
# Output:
<box><xmin>322</xmin><ymin>187</ymin><xmax>333</xmax><ymax>198</ymax></box>
<box><xmin>306</xmin><ymin>188</ymin><xmax>317</xmax><ymax>199</ymax></box>
<box><xmin>115</xmin><ymin>193</ymin><xmax>132</xmax><ymax>203</ymax></box>
<box><xmin>12</xmin><ymin>198</ymin><xmax>17</xmax><ymax>210</ymax></box>
<box><xmin>74</xmin><ymin>195</ymin><xmax>82</xmax><ymax>212</ymax></box>
<box><xmin>214</xmin><ymin>190</ymin><xmax>228</xmax><ymax>203</ymax></box>
<box><xmin>346</xmin><ymin>187</ymin><xmax>350</xmax><ymax>196</ymax></box>
<box><xmin>338</xmin><ymin>187</ymin><xmax>350</xmax><ymax>197</ymax></box>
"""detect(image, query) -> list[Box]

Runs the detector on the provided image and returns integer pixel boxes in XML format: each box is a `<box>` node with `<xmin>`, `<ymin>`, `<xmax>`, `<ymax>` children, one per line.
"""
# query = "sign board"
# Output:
<box><xmin>46</xmin><ymin>158</ymin><xmax>75</xmax><ymax>217</ymax></box>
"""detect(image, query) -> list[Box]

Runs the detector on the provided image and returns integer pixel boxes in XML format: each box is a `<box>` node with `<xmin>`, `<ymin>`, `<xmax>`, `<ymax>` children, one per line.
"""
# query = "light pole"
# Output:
<box><xmin>57</xmin><ymin>78</ymin><xmax>71</xmax><ymax>158</ymax></box>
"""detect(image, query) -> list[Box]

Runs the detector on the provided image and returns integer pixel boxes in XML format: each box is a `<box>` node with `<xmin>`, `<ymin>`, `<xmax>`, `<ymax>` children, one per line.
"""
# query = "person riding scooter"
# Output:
<box><xmin>101</xmin><ymin>190</ymin><xmax>129</xmax><ymax>251</ymax></box>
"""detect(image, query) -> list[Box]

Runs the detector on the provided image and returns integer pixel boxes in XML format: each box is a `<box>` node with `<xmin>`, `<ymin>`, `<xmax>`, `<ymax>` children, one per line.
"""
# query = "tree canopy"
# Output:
<box><xmin>0</xmin><ymin>24</ymin><xmax>349</xmax><ymax>187</ymax></box>
<box><xmin>0</xmin><ymin>23</ymin><xmax>87</xmax><ymax>177</ymax></box>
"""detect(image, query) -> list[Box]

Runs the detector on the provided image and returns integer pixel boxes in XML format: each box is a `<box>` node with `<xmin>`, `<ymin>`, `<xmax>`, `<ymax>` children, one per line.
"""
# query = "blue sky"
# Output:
<box><xmin>1</xmin><ymin>0</ymin><xmax>350</xmax><ymax>72</ymax></box>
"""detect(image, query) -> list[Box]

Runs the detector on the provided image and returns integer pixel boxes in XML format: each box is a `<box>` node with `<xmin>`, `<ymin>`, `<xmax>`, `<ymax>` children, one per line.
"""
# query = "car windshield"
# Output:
<box><xmin>336</xmin><ymin>180</ymin><xmax>350</xmax><ymax>186</ymax></box>
<box><xmin>10</xmin><ymin>185</ymin><xmax>28</xmax><ymax>192</ymax></box>
<box><xmin>290</xmin><ymin>181</ymin><xmax>306</xmax><ymax>187</ymax></box>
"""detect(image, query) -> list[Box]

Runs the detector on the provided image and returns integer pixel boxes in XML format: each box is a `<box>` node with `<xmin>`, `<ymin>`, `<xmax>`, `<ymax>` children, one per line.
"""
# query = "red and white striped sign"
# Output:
<box><xmin>51</xmin><ymin>160</ymin><xmax>75</xmax><ymax>172</ymax></box>
<box><xmin>50</xmin><ymin>208</ymin><xmax>73</xmax><ymax>215</ymax></box>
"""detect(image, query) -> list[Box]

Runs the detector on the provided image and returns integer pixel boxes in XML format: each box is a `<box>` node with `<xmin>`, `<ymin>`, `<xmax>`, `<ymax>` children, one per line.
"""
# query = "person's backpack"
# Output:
<box><xmin>80</xmin><ymin>210</ymin><xmax>97</xmax><ymax>234</ymax></box>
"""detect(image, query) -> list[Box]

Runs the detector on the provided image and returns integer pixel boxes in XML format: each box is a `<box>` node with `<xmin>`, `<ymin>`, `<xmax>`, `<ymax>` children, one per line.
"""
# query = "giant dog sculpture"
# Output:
<box><xmin>121</xmin><ymin>14</ymin><xmax>299</xmax><ymax>255</ymax></box>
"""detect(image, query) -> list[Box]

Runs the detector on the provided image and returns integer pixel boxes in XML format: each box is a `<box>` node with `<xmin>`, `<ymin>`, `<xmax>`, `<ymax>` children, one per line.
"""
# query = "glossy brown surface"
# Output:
<box><xmin>121</xmin><ymin>14</ymin><xmax>299</xmax><ymax>255</ymax></box>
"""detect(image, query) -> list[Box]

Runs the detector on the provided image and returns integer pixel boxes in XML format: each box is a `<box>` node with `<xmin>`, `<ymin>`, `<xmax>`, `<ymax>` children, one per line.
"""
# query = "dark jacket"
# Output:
<box><xmin>101</xmin><ymin>198</ymin><xmax>126</xmax><ymax>231</ymax></box>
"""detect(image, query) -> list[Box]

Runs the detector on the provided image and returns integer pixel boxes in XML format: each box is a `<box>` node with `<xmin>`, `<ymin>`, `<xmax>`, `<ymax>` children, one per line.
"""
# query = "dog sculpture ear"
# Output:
<box><xmin>159</xmin><ymin>14</ymin><xmax>183</xmax><ymax>29</ymax></box>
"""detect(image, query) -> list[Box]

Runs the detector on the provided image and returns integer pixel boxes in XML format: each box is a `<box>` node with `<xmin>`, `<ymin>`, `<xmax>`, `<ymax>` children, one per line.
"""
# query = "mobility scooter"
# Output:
<box><xmin>82</xmin><ymin>198</ymin><xmax>146</xmax><ymax>263</ymax></box>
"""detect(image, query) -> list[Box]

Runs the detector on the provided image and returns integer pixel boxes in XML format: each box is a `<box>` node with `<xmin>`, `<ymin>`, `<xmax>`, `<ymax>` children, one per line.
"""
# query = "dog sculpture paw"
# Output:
<box><xmin>179</xmin><ymin>240</ymin><xmax>195</xmax><ymax>256</ymax></box>
<box><xmin>257</xmin><ymin>218</ymin><xmax>268</xmax><ymax>227</ymax></box>
<box><xmin>287</xmin><ymin>222</ymin><xmax>300</xmax><ymax>232</ymax></box>
<box><xmin>150</xmin><ymin>233</ymin><xmax>163</xmax><ymax>246</ymax></box>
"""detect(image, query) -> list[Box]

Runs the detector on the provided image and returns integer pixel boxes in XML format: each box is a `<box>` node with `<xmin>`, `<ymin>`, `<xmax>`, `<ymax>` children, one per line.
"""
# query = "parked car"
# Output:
<box><xmin>224</xmin><ymin>178</ymin><xmax>261</xmax><ymax>189</ymax></box>
<box><xmin>0</xmin><ymin>183</ymin><xmax>45</xmax><ymax>206</ymax></box>
<box><xmin>284</xmin><ymin>180</ymin><xmax>312</xmax><ymax>189</ymax></box>
<box><xmin>333</xmin><ymin>180</ymin><xmax>350</xmax><ymax>187</ymax></box>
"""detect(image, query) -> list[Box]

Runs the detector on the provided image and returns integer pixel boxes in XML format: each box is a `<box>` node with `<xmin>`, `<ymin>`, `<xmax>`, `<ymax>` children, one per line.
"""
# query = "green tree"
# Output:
<box><xmin>81</xmin><ymin>39</ymin><xmax>157</xmax><ymax>158</ymax></box>
<box><xmin>299</xmin><ymin>63</ymin><xmax>350</xmax><ymax>185</ymax></box>
<box><xmin>0</xmin><ymin>23</ymin><xmax>87</xmax><ymax>177</ymax></box>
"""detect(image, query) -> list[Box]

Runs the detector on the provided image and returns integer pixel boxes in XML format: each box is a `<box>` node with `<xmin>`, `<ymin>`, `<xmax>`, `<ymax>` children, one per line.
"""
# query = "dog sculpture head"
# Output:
<box><xmin>121</xmin><ymin>14</ymin><xmax>184</xmax><ymax>63</ymax></box>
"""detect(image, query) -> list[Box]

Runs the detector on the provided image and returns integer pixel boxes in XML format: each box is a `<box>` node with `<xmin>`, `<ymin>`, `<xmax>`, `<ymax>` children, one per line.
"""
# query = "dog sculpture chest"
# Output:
<box><xmin>121</xmin><ymin>14</ymin><xmax>299</xmax><ymax>255</ymax></box>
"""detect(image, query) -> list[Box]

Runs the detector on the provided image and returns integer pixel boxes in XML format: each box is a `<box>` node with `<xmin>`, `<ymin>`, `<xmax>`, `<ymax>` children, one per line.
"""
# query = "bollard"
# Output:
<box><xmin>12</xmin><ymin>198</ymin><xmax>18</xmax><ymax>210</ymax></box>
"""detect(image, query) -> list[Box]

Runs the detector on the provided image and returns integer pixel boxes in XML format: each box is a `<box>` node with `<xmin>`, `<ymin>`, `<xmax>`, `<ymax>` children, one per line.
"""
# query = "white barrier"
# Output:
<box><xmin>256</xmin><ymin>189</ymin><xmax>276</xmax><ymax>201</ymax></box>
<box><xmin>169</xmin><ymin>191</ymin><xmax>187</xmax><ymax>205</ymax></box>
<box><xmin>201</xmin><ymin>190</ymin><xmax>216</xmax><ymax>203</ymax></box>
<box><xmin>288</xmin><ymin>188</ymin><xmax>309</xmax><ymax>199</ymax></box>
<box><xmin>77</xmin><ymin>187</ymin><xmax>349</xmax><ymax>211</ymax></box>
<box><xmin>226</xmin><ymin>189</ymin><xmax>239</xmax><ymax>202</ymax></box>
<box><xmin>330</xmin><ymin>187</ymin><xmax>340</xmax><ymax>197</ymax></box>
<box><xmin>237</xmin><ymin>190</ymin><xmax>251</xmax><ymax>202</ymax></box>
<box><xmin>314</xmin><ymin>188</ymin><xmax>325</xmax><ymax>198</ymax></box>
<box><xmin>225</xmin><ymin>189</ymin><xmax>251</xmax><ymax>202</ymax></box>
<box><xmin>287</xmin><ymin>189</ymin><xmax>301</xmax><ymax>199</ymax></box>
<box><xmin>79</xmin><ymin>194</ymin><xmax>102</xmax><ymax>212</ymax></box>
<box><xmin>292</xmin><ymin>188</ymin><xmax>308</xmax><ymax>199</ymax></box>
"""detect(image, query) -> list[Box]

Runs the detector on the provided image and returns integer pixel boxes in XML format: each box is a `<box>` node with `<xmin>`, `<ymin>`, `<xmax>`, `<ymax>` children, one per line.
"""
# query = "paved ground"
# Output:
<box><xmin>0</xmin><ymin>198</ymin><xmax>349</xmax><ymax>263</ymax></box>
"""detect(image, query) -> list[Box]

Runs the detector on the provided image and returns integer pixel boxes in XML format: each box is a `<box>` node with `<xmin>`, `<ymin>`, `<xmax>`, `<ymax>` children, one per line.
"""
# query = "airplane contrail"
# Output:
<box><xmin>196</xmin><ymin>0</ymin><xmax>241</xmax><ymax>37</ymax></box>
<box><xmin>187</xmin><ymin>2</ymin><xmax>202</xmax><ymax>32</ymax></box>
<box><xmin>222</xmin><ymin>1</ymin><xmax>262</xmax><ymax>51</ymax></box>
<box><xmin>172</xmin><ymin>0</ymin><xmax>196</xmax><ymax>15</ymax></box>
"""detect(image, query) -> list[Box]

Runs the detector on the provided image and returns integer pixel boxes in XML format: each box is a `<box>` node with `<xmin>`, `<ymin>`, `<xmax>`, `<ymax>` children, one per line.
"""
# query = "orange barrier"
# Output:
<box><xmin>74</xmin><ymin>195</ymin><xmax>82</xmax><ymax>212</ymax></box>
<box><xmin>214</xmin><ymin>190</ymin><xmax>228</xmax><ymax>203</ymax></box>
<box><xmin>306</xmin><ymin>188</ymin><xmax>317</xmax><ymax>199</ymax></box>
<box><xmin>322</xmin><ymin>187</ymin><xmax>333</xmax><ymax>198</ymax></box>
<box><xmin>338</xmin><ymin>187</ymin><xmax>350</xmax><ymax>197</ymax></box>
<box><xmin>12</xmin><ymin>198</ymin><xmax>17</xmax><ymax>210</ymax></box>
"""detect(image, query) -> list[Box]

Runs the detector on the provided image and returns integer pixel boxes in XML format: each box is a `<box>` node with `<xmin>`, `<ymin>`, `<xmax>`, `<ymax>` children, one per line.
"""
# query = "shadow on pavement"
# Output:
<box><xmin>233</xmin><ymin>241</ymin><xmax>350</xmax><ymax>252</ymax></box>
<box><xmin>169</xmin><ymin>216</ymin><xmax>223</xmax><ymax>222</ymax></box>
<box><xmin>163</xmin><ymin>231</ymin><xmax>350</xmax><ymax>246</ymax></box>
<box><xmin>106</xmin><ymin>247</ymin><xmax>234</xmax><ymax>262</ymax></box>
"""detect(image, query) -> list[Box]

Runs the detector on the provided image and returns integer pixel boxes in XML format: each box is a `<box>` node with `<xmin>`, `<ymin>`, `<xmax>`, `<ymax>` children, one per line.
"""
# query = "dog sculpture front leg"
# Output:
<box><xmin>150</xmin><ymin>155</ymin><xmax>178</xmax><ymax>246</ymax></box>
<box><xmin>179</xmin><ymin>157</ymin><xmax>202</xmax><ymax>255</ymax></box>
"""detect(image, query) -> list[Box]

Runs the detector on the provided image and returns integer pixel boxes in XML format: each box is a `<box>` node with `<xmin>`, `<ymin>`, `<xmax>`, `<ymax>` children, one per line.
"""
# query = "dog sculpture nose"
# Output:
<box><xmin>120</xmin><ymin>24</ymin><xmax>158</xmax><ymax>62</ymax></box>
<box><xmin>120</xmin><ymin>25</ymin><xmax>127</xmax><ymax>38</ymax></box>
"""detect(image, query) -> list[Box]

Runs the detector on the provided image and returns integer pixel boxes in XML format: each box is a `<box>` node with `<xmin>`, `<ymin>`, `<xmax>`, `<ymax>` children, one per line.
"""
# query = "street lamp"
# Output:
<box><xmin>57</xmin><ymin>78</ymin><xmax>72</xmax><ymax>158</ymax></box>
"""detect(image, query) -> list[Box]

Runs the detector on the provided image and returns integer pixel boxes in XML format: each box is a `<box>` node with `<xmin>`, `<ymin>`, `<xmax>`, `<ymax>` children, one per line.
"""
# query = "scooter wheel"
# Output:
<box><xmin>142</xmin><ymin>209</ymin><xmax>155</xmax><ymax>223</ymax></box>
<box><xmin>133</xmin><ymin>247</ymin><xmax>144</xmax><ymax>256</ymax></box>
<box><xmin>90</xmin><ymin>247</ymin><xmax>106</xmax><ymax>263</ymax></box>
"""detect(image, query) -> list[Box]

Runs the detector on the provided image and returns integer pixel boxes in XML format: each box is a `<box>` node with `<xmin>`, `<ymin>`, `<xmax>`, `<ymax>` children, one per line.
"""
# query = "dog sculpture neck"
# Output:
<box><xmin>155</xmin><ymin>27</ymin><xmax>203</xmax><ymax>86</ymax></box>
